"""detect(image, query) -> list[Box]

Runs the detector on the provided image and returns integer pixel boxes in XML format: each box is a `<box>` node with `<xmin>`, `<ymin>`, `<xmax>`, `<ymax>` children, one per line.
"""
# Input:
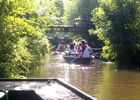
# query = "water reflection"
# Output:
<box><xmin>28</xmin><ymin>54</ymin><xmax>140</xmax><ymax>100</ymax></box>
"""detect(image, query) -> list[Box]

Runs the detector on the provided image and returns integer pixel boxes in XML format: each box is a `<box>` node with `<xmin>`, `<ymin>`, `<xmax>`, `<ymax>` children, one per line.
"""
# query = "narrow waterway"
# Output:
<box><xmin>28</xmin><ymin>53</ymin><xmax>140</xmax><ymax>100</ymax></box>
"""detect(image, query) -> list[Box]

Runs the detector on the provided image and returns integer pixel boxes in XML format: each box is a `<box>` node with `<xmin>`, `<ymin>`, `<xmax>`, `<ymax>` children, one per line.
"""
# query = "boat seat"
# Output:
<box><xmin>3</xmin><ymin>90</ymin><xmax>43</xmax><ymax>100</ymax></box>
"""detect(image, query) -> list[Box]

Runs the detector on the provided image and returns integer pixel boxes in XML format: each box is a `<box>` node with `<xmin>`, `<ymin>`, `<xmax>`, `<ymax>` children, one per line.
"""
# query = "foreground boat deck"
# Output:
<box><xmin>0</xmin><ymin>78</ymin><xmax>96</xmax><ymax>100</ymax></box>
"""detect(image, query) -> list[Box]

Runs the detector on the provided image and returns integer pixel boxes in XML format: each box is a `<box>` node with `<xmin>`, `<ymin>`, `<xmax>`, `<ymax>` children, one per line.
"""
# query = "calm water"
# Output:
<box><xmin>28</xmin><ymin>53</ymin><xmax>140</xmax><ymax>100</ymax></box>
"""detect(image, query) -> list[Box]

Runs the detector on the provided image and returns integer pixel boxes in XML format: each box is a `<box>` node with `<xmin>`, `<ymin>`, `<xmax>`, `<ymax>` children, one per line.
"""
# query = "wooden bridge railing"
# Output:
<box><xmin>48</xmin><ymin>25</ymin><xmax>88</xmax><ymax>32</ymax></box>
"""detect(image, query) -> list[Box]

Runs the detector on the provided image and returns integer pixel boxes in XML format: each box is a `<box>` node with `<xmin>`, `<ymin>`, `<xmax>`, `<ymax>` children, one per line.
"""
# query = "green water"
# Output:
<box><xmin>28</xmin><ymin>54</ymin><xmax>140</xmax><ymax>100</ymax></box>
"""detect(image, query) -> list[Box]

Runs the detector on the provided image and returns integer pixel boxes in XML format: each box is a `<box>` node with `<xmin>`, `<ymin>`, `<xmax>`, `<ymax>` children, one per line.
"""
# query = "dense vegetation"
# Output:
<box><xmin>35</xmin><ymin>0</ymin><xmax>64</xmax><ymax>25</ymax></box>
<box><xmin>0</xmin><ymin>0</ymin><xmax>53</xmax><ymax>78</ymax></box>
<box><xmin>63</xmin><ymin>0</ymin><xmax>98</xmax><ymax>24</ymax></box>
<box><xmin>91</xmin><ymin>0</ymin><xmax>140</xmax><ymax>67</ymax></box>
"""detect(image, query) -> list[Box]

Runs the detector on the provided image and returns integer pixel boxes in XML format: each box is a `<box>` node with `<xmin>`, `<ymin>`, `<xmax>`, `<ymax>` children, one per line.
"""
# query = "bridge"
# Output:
<box><xmin>47</xmin><ymin>25</ymin><xmax>89</xmax><ymax>33</ymax></box>
<box><xmin>45</xmin><ymin>17</ymin><xmax>102</xmax><ymax>48</ymax></box>
<box><xmin>47</xmin><ymin>17</ymin><xmax>95</xmax><ymax>33</ymax></box>
<box><xmin>46</xmin><ymin>24</ymin><xmax>90</xmax><ymax>45</ymax></box>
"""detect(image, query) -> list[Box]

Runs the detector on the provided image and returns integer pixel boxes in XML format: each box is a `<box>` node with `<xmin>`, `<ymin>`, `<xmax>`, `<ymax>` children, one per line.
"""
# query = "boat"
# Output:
<box><xmin>0</xmin><ymin>78</ymin><xmax>96</xmax><ymax>100</ymax></box>
<box><xmin>63</xmin><ymin>55</ymin><xmax>94</xmax><ymax>65</ymax></box>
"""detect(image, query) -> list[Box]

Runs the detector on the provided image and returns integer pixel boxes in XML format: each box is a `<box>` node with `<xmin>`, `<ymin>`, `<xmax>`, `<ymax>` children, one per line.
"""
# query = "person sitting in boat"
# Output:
<box><xmin>68</xmin><ymin>43</ymin><xmax>78</xmax><ymax>56</ymax></box>
<box><xmin>80</xmin><ymin>40</ymin><xmax>92</xmax><ymax>58</ymax></box>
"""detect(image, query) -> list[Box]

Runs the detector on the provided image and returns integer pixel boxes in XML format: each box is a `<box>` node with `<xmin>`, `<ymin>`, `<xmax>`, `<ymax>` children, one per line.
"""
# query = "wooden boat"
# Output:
<box><xmin>0</xmin><ymin>78</ymin><xmax>96</xmax><ymax>100</ymax></box>
<box><xmin>63</xmin><ymin>55</ymin><xmax>94</xmax><ymax>65</ymax></box>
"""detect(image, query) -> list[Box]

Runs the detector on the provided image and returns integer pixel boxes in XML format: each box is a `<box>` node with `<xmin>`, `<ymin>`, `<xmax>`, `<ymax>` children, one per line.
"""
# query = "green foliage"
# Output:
<box><xmin>0</xmin><ymin>0</ymin><xmax>50</xmax><ymax>78</ymax></box>
<box><xmin>91</xmin><ymin>0</ymin><xmax>140</xmax><ymax>66</ymax></box>
<box><xmin>63</xmin><ymin>0</ymin><xmax>98</xmax><ymax>24</ymax></box>
<box><xmin>34</xmin><ymin>0</ymin><xmax>64</xmax><ymax>25</ymax></box>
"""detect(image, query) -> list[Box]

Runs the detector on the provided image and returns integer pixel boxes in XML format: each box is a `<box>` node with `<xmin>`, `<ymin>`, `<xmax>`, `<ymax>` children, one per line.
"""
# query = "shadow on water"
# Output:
<box><xmin>28</xmin><ymin>53</ymin><xmax>140</xmax><ymax>100</ymax></box>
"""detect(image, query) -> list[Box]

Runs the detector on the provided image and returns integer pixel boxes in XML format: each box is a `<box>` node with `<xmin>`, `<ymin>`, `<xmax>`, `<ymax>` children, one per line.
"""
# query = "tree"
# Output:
<box><xmin>63</xmin><ymin>0</ymin><xmax>98</xmax><ymax>24</ymax></box>
<box><xmin>34</xmin><ymin>0</ymin><xmax>64</xmax><ymax>25</ymax></box>
<box><xmin>0</xmin><ymin>0</ymin><xmax>50</xmax><ymax>78</ymax></box>
<box><xmin>91</xmin><ymin>0</ymin><xmax>140</xmax><ymax>67</ymax></box>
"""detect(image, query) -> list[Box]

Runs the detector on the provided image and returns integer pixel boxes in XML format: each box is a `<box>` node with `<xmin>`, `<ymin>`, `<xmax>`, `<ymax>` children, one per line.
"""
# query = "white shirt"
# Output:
<box><xmin>82</xmin><ymin>45</ymin><xmax>91</xmax><ymax>58</ymax></box>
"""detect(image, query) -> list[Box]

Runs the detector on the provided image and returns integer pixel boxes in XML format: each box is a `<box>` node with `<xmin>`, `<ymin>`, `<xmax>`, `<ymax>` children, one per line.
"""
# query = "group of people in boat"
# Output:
<box><xmin>56</xmin><ymin>44</ymin><xmax>66</xmax><ymax>52</ymax></box>
<box><xmin>64</xmin><ymin>40</ymin><xmax>92</xmax><ymax>58</ymax></box>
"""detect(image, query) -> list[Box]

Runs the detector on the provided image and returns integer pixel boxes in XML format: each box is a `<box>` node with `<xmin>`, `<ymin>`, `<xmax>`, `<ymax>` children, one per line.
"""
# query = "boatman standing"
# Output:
<box><xmin>81</xmin><ymin>40</ymin><xmax>92</xmax><ymax>58</ymax></box>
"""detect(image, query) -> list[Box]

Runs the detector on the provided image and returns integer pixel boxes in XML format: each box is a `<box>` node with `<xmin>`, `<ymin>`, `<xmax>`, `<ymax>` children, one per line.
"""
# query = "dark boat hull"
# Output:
<box><xmin>63</xmin><ymin>56</ymin><xmax>93</xmax><ymax>65</ymax></box>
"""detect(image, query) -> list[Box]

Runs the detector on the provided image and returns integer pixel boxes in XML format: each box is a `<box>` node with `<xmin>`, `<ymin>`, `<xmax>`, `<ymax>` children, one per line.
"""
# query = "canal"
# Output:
<box><xmin>28</xmin><ymin>53</ymin><xmax>140</xmax><ymax>100</ymax></box>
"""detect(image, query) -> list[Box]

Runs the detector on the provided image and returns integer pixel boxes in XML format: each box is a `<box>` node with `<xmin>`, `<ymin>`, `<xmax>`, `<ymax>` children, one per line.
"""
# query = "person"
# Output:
<box><xmin>56</xmin><ymin>44</ymin><xmax>65</xmax><ymax>51</ymax></box>
<box><xmin>80</xmin><ymin>40</ymin><xmax>92</xmax><ymax>58</ymax></box>
<box><xmin>68</xmin><ymin>43</ymin><xmax>77</xmax><ymax>55</ymax></box>
<box><xmin>77</xmin><ymin>43</ymin><xmax>82</xmax><ymax>54</ymax></box>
